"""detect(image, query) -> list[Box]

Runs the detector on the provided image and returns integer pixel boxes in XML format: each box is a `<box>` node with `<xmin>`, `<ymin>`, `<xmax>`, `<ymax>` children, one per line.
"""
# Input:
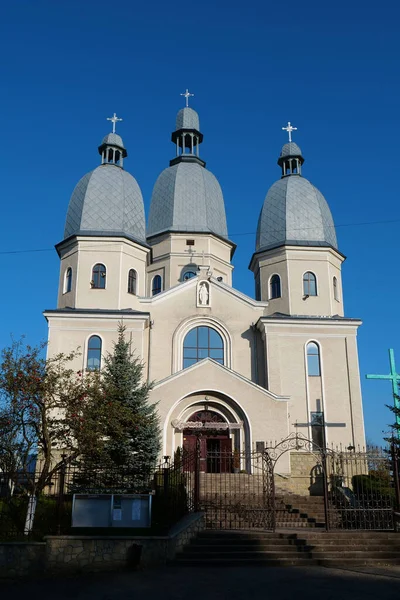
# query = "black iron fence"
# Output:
<box><xmin>1</xmin><ymin>440</ymin><xmax>399</xmax><ymax>539</ymax></box>
<box><xmin>325</xmin><ymin>445</ymin><xmax>400</xmax><ymax>530</ymax></box>
<box><xmin>0</xmin><ymin>462</ymin><xmax>155</xmax><ymax>540</ymax></box>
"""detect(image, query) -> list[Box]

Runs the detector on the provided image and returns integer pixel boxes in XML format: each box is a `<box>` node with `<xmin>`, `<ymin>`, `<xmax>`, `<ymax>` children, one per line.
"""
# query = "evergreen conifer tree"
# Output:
<box><xmin>385</xmin><ymin>396</ymin><xmax>400</xmax><ymax>449</ymax></box>
<box><xmin>100</xmin><ymin>323</ymin><xmax>161</xmax><ymax>488</ymax></box>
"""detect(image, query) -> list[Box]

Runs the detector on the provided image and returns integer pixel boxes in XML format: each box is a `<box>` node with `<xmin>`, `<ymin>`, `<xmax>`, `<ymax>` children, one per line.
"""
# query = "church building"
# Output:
<box><xmin>44</xmin><ymin>101</ymin><xmax>366</xmax><ymax>473</ymax></box>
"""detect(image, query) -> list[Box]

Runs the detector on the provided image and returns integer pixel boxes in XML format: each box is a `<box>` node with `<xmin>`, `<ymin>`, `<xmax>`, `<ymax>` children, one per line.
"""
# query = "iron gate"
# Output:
<box><xmin>155</xmin><ymin>435</ymin><xmax>400</xmax><ymax>532</ymax></box>
<box><xmin>199</xmin><ymin>449</ymin><xmax>275</xmax><ymax>530</ymax></box>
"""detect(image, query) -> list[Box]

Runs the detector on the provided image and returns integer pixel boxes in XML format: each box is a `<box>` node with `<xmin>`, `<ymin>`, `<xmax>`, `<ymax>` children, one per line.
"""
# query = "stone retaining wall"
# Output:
<box><xmin>275</xmin><ymin>452</ymin><xmax>324</xmax><ymax>496</ymax></box>
<box><xmin>0</xmin><ymin>542</ymin><xmax>46</xmax><ymax>578</ymax></box>
<box><xmin>0</xmin><ymin>512</ymin><xmax>204</xmax><ymax>578</ymax></box>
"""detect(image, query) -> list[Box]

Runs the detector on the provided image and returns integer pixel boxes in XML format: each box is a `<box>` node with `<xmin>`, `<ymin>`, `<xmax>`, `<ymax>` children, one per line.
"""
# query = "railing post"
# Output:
<box><xmin>163</xmin><ymin>456</ymin><xmax>170</xmax><ymax>496</ymax></box>
<box><xmin>194</xmin><ymin>437</ymin><xmax>200</xmax><ymax>512</ymax></box>
<box><xmin>322</xmin><ymin>450</ymin><xmax>330</xmax><ymax>531</ymax></box>
<box><xmin>392</xmin><ymin>442</ymin><xmax>400</xmax><ymax>514</ymax></box>
<box><xmin>57</xmin><ymin>457</ymin><xmax>67</xmax><ymax>535</ymax></box>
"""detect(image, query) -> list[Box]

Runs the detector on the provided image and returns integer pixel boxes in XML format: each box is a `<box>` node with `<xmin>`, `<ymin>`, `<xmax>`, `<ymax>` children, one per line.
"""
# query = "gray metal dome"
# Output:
<box><xmin>176</xmin><ymin>107</ymin><xmax>200</xmax><ymax>131</ymax></box>
<box><xmin>64</xmin><ymin>164</ymin><xmax>146</xmax><ymax>243</ymax></box>
<box><xmin>280</xmin><ymin>142</ymin><xmax>302</xmax><ymax>157</ymax></box>
<box><xmin>147</xmin><ymin>161</ymin><xmax>228</xmax><ymax>239</ymax></box>
<box><xmin>256</xmin><ymin>175</ymin><xmax>337</xmax><ymax>252</ymax></box>
<box><xmin>101</xmin><ymin>133</ymin><xmax>125</xmax><ymax>148</ymax></box>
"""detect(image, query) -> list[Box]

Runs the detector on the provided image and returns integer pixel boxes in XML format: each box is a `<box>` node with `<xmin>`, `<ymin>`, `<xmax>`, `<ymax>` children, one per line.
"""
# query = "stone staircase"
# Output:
<box><xmin>276</xmin><ymin>494</ymin><xmax>326</xmax><ymax>528</ymax></box>
<box><xmin>174</xmin><ymin>530</ymin><xmax>400</xmax><ymax>567</ymax></box>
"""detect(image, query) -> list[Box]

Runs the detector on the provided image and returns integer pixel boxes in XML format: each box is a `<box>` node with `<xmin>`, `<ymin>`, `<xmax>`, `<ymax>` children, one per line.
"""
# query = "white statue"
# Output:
<box><xmin>199</xmin><ymin>282</ymin><xmax>209</xmax><ymax>306</ymax></box>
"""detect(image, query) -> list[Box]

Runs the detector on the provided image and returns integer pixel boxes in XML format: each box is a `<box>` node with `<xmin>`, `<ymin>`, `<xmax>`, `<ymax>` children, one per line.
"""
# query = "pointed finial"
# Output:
<box><xmin>180</xmin><ymin>89</ymin><xmax>194</xmax><ymax>108</ymax></box>
<box><xmin>282</xmin><ymin>121</ymin><xmax>297</xmax><ymax>143</ymax></box>
<box><xmin>107</xmin><ymin>112</ymin><xmax>123</xmax><ymax>134</ymax></box>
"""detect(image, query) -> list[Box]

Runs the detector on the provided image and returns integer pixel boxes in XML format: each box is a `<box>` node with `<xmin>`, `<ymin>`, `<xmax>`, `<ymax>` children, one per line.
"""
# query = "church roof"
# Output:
<box><xmin>147</xmin><ymin>162</ymin><xmax>228</xmax><ymax>238</ymax></box>
<box><xmin>101</xmin><ymin>132</ymin><xmax>125</xmax><ymax>148</ymax></box>
<box><xmin>280</xmin><ymin>142</ymin><xmax>302</xmax><ymax>157</ymax></box>
<box><xmin>256</xmin><ymin>143</ymin><xmax>337</xmax><ymax>252</ymax></box>
<box><xmin>147</xmin><ymin>106</ymin><xmax>228</xmax><ymax>240</ymax></box>
<box><xmin>64</xmin><ymin>131</ymin><xmax>146</xmax><ymax>244</ymax></box>
<box><xmin>176</xmin><ymin>107</ymin><xmax>200</xmax><ymax>130</ymax></box>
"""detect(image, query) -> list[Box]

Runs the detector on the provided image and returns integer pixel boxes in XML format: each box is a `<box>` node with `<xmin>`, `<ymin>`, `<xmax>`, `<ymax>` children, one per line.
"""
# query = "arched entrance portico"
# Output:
<box><xmin>182</xmin><ymin>409</ymin><xmax>233</xmax><ymax>473</ymax></box>
<box><xmin>166</xmin><ymin>391</ymin><xmax>251</xmax><ymax>472</ymax></box>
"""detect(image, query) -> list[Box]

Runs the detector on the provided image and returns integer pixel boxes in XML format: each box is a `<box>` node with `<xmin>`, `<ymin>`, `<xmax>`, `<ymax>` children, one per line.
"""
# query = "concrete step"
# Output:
<box><xmin>187</xmin><ymin>543</ymin><xmax>400</xmax><ymax>552</ymax></box>
<box><xmin>198</xmin><ymin>529</ymin><xmax>399</xmax><ymax>536</ymax></box>
<box><xmin>178</xmin><ymin>550</ymin><xmax>400</xmax><ymax>560</ymax></box>
<box><xmin>175</xmin><ymin>557</ymin><xmax>319</xmax><ymax>566</ymax></box>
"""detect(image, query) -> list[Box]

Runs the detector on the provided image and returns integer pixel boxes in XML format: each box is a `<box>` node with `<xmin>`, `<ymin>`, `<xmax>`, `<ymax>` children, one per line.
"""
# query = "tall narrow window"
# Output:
<box><xmin>307</xmin><ymin>342</ymin><xmax>321</xmax><ymax>376</ymax></box>
<box><xmin>183</xmin><ymin>326</ymin><xmax>224</xmax><ymax>369</ymax></box>
<box><xmin>152</xmin><ymin>275</ymin><xmax>162</xmax><ymax>296</ymax></box>
<box><xmin>303</xmin><ymin>271</ymin><xmax>317</xmax><ymax>296</ymax></box>
<box><xmin>311</xmin><ymin>412</ymin><xmax>325</xmax><ymax>450</ymax></box>
<box><xmin>64</xmin><ymin>267</ymin><xmax>72</xmax><ymax>293</ymax></box>
<box><xmin>87</xmin><ymin>335</ymin><xmax>102</xmax><ymax>370</ymax></box>
<box><xmin>128</xmin><ymin>269</ymin><xmax>137</xmax><ymax>295</ymax></box>
<box><xmin>91</xmin><ymin>263</ymin><xmax>106</xmax><ymax>289</ymax></box>
<box><xmin>333</xmin><ymin>276</ymin><xmax>338</xmax><ymax>301</ymax></box>
<box><xmin>269</xmin><ymin>274</ymin><xmax>281</xmax><ymax>299</ymax></box>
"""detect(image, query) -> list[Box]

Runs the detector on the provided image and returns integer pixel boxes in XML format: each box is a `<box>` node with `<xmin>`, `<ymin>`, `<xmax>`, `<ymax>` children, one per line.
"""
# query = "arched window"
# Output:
<box><xmin>303</xmin><ymin>271</ymin><xmax>317</xmax><ymax>296</ymax></box>
<box><xmin>269</xmin><ymin>274</ymin><xmax>281</xmax><ymax>299</ymax></box>
<box><xmin>183</xmin><ymin>326</ymin><xmax>224</xmax><ymax>369</ymax></box>
<box><xmin>152</xmin><ymin>275</ymin><xmax>162</xmax><ymax>296</ymax></box>
<box><xmin>307</xmin><ymin>342</ymin><xmax>321</xmax><ymax>376</ymax></box>
<box><xmin>128</xmin><ymin>269</ymin><xmax>137</xmax><ymax>295</ymax></box>
<box><xmin>64</xmin><ymin>267</ymin><xmax>72</xmax><ymax>294</ymax></box>
<box><xmin>91</xmin><ymin>263</ymin><xmax>106</xmax><ymax>289</ymax></box>
<box><xmin>87</xmin><ymin>335</ymin><xmax>102</xmax><ymax>371</ymax></box>
<box><xmin>333</xmin><ymin>276</ymin><xmax>338</xmax><ymax>301</ymax></box>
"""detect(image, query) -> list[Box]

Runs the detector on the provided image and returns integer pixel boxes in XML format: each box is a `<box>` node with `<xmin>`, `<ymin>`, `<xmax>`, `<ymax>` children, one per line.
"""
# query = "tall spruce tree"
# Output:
<box><xmin>100</xmin><ymin>324</ymin><xmax>161</xmax><ymax>488</ymax></box>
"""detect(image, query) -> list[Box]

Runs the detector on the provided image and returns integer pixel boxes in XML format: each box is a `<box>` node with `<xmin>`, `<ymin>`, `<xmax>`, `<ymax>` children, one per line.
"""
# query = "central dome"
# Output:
<box><xmin>147</xmin><ymin>162</ymin><xmax>228</xmax><ymax>238</ymax></box>
<box><xmin>147</xmin><ymin>106</ymin><xmax>228</xmax><ymax>240</ymax></box>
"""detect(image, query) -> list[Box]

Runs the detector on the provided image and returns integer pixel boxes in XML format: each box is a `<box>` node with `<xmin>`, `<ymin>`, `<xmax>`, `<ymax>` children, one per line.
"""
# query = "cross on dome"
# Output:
<box><xmin>282</xmin><ymin>121</ymin><xmax>297</xmax><ymax>143</ymax></box>
<box><xmin>180</xmin><ymin>89</ymin><xmax>194</xmax><ymax>107</ymax></box>
<box><xmin>107</xmin><ymin>112</ymin><xmax>123</xmax><ymax>134</ymax></box>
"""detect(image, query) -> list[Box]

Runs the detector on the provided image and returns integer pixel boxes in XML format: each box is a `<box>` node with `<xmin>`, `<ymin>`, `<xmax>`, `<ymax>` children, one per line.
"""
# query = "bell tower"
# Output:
<box><xmin>250</xmin><ymin>124</ymin><xmax>345</xmax><ymax>317</ymax></box>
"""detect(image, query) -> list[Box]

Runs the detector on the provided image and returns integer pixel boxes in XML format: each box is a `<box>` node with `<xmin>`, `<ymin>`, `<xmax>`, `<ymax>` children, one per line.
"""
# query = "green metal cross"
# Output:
<box><xmin>366</xmin><ymin>348</ymin><xmax>400</xmax><ymax>430</ymax></box>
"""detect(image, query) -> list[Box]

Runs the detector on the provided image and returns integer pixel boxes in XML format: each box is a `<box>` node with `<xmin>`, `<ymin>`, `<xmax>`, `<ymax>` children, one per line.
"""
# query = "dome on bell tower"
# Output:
<box><xmin>64</xmin><ymin>115</ymin><xmax>146</xmax><ymax>245</ymax></box>
<box><xmin>256</xmin><ymin>133</ymin><xmax>337</xmax><ymax>252</ymax></box>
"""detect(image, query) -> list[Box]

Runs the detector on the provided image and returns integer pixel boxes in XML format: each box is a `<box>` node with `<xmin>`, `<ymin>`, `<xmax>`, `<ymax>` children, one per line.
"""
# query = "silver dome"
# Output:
<box><xmin>147</xmin><ymin>161</ymin><xmax>228</xmax><ymax>238</ymax></box>
<box><xmin>101</xmin><ymin>133</ymin><xmax>125</xmax><ymax>148</ymax></box>
<box><xmin>64</xmin><ymin>164</ymin><xmax>146</xmax><ymax>243</ymax></box>
<box><xmin>256</xmin><ymin>176</ymin><xmax>337</xmax><ymax>252</ymax></box>
<box><xmin>280</xmin><ymin>142</ymin><xmax>302</xmax><ymax>157</ymax></box>
<box><xmin>176</xmin><ymin>107</ymin><xmax>200</xmax><ymax>131</ymax></box>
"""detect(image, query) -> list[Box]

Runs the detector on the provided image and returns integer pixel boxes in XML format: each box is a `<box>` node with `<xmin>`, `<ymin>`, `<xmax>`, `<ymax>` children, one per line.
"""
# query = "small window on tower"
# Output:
<box><xmin>333</xmin><ymin>276</ymin><xmax>339</xmax><ymax>301</ymax></box>
<box><xmin>303</xmin><ymin>272</ymin><xmax>317</xmax><ymax>297</ymax></box>
<box><xmin>269</xmin><ymin>274</ymin><xmax>281</xmax><ymax>299</ymax></box>
<box><xmin>91</xmin><ymin>264</ymin><xmax>106</xmax><ymax>289</ymax></box>
<box><xmin>64</xmin><ymin>267</ymin><xmax>72</xmax><ymax>294</ymax></box>
<box><xmin>186</xmin><ymin>239</ymin><xmax>195</xmax><ymax>246</ymax></box>
<box><xmin>128</xmin><ymin>269</ymin><xmax>137</xmax><ymax>295</ymax></box>
<box><xmin>152</xmin><ymin>275</ymin><xmax>162</xmax><ymax>296</ymax></box>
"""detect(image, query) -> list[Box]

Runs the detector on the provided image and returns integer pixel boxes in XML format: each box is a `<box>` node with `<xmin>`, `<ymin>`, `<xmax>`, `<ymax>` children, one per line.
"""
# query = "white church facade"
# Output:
<box><xmin>44</xmin><ymin>104</ymin><xmax>366</xmax><ymax>473</ymax></box>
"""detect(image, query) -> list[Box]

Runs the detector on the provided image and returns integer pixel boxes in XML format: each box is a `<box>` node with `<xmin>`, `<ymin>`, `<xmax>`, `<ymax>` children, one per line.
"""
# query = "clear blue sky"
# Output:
<box><xmin>1</xmin><ymin>1</ymin><xmax>399</xmax><ymax>445</ymax></box>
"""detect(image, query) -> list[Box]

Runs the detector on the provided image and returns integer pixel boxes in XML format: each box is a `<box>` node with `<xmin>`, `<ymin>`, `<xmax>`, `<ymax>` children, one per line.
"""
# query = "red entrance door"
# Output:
<box><xmin>183</xmin><ymin>435</ymin><xmax>232</xmax><ymax>473</ymax></box>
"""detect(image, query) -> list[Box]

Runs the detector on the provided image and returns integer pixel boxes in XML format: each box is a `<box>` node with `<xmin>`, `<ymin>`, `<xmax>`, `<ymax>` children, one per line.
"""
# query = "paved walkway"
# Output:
<box><xmin>2</xmin><ymin>565</ymin><xmax>400</xmax><ymax>599</ymax></box>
